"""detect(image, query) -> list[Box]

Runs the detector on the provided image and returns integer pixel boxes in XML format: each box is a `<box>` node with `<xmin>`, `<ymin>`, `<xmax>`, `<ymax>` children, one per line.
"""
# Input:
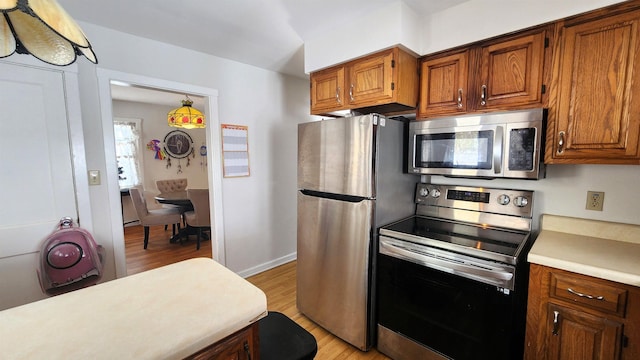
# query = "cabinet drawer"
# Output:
<box><xmin>549</xmin><ymin>272</ymin><xmax>628</xmax><ymax>317</ymax></box>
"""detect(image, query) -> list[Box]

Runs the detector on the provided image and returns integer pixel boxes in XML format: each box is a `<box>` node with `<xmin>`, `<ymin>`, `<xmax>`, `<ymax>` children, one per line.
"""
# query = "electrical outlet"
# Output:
<box><xmin>586</xmin><ymin>191</ymin><xmax>605</xmax><ymax>211</ymax></box>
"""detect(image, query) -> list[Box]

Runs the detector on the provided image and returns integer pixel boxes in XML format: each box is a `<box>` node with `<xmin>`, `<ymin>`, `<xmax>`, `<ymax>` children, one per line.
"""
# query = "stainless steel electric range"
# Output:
<box><xmin>376</xmin><ymin>183</ymin><xmax>535</xmax><ymax>360</ymax></box>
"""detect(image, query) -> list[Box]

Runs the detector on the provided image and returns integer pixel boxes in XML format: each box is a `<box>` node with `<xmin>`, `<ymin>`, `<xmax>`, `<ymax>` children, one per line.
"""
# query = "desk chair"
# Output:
<box><xmin>130</xmin><ymin>187</ymin><xmax>182</xmax><ymax>249</ymax></box>
<box><xmin>184</xmin><ymin>189</ymin><xmax>211</xmax><ymax>250</ymax></box>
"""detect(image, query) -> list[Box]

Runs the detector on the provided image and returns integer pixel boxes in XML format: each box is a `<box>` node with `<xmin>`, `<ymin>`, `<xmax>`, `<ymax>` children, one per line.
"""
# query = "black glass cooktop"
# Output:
<box><xmin>380</xmin><ymin>215</ymin><xmax>530</xmax><ymax>262</ymax></box>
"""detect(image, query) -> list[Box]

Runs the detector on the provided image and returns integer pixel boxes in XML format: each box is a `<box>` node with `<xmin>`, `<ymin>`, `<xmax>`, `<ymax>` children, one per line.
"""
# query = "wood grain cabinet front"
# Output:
<box><xmin>525</xmin><ymin>264</ymin><xmax>640</xmax><ymax>360</ymax></box>
<box><xmin>310</xmin><ymin>66</ymin><xmax>346</xmax><ymax>114</ymax></box>
<box><xmin>545</xmin><ymin>3</ymin><xmax>640</xmax><ymax>164</ymax></box>
<box><xmin>186</xmin><ymin>323</ymin><xmax>259</xmax><ymax>360</ymax></box>
<box><xmin>310</xmin><ymin>47</ymin><xmax>418</xmax><ymax>115</ymax></box>
<box><xmin>418</xmin><ymin>50</ymin><xmax>470</xmax><ymax>117</ymax></box>
<box><xmin>418</xmin><ymin>26</ymin><xmax>551</xmax><ymax>119</ymax></box>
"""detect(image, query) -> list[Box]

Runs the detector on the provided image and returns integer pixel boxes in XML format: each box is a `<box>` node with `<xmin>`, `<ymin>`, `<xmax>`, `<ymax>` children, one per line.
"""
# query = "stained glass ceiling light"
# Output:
<box><xmin>167</xmin><ymin>96</ymin><xmax>206</xmax><ymax>129</ymax></box>
<box><xmin>0</xmin><ymin>0</ymin><xmax>97</xmax><ymax>66</ymax></box>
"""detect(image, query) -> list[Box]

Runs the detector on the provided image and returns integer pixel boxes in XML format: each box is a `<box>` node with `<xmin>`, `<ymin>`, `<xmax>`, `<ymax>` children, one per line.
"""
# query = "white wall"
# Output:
<box><xmin>428</xmin><ymin>164</ymin><xmax>640</xmax><ymax>236</ymax></box>
<box><xmin>420</xmin><ymin>0</ymin><xmax>626</xmax><ymax>54</ymax></box>
<box><xmin>76</xmin><ymin>23</ymin><xmax>311</xmax><ymax>279</ymax></box>
<box><xmin>304</xmin><ymin>1</ymin><xmax>421</xmax><ymax>72</ymax></box>
<box><xmin>304</xmin><ymin>0</ymin><xmax>626</xmax><ymax>73</ymax></box>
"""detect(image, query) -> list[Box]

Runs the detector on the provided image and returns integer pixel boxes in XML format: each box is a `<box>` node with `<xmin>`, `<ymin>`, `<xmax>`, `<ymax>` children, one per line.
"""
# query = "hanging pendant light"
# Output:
<box><xmin>167</xmin><ymin>96</ymin><xmax>206</xmax><ymax>129</ymax></box>
<box><xmin>0</xmin><ymin>0</ymin><xmax>97</xmax><ymax>66</ymax></box>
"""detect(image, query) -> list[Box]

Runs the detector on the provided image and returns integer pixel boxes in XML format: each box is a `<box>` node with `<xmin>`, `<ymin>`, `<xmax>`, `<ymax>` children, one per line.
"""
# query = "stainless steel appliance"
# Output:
<box><xmin>408</xmin><ymin>108</ymin><xmax>546</xmax><ymax>179</ymax></box>
<box><xmin>377</xmin><ymin>183</ymin><xmax>534</xmax><ymax>360</ymax></box>
<box><xmin>297</xmin><ymin>114</ymin><xmax>416</xmax><ymax>351</ymax></box>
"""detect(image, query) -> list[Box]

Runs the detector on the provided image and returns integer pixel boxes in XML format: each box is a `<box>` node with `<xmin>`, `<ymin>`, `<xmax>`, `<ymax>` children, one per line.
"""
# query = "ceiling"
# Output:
<box><xmin>57</xmin><ymin>0</ymin><xmax>466</xmax><ymax>106</ymax></box>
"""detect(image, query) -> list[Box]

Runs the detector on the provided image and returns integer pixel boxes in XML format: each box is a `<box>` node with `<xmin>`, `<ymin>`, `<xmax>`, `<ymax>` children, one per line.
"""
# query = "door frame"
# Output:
<box><xmin>97</xmin><ymin>69</ymin><xmax>225</xmax><ymax>277</ymax></box>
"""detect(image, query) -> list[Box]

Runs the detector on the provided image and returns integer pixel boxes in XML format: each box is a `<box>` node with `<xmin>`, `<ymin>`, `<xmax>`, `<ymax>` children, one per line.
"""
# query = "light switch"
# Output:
<box><xmin>88</xmin><ymin>170</ymin><xmax>101</xmax><ymax>185</ymax></box>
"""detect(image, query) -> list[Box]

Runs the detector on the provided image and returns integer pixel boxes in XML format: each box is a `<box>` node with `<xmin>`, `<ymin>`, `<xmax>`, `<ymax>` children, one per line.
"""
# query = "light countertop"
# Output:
<box><xmin>528</xmin><ymin>214</ymin><xmax>640</xmax><ymax>287</ymax></box>
<box><xmin>0</xmin><ymin>257</ymin><xmax>267</xmax><ymax>359</ymax></box>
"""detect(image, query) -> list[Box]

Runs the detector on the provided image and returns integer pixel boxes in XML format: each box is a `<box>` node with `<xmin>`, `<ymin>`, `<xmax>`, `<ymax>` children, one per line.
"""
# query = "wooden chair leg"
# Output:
<box><xmin>172</xmin><ymin>224</ymin><xmax>176</xmax><ymax>235</ymax></box>
<box><xmin>197</xmin><ymin>228</ymin><xmax>202</xmax><ymax>250</ymax></box>
<box><xmin>143</xmin><ymin>226</ymin><xmax>150</xmax><ymax>249</ymax></box>
<box><xmin>164</xmin><ymin>224</ymin><xmax>168</xmax><ymax>231</ymax></box>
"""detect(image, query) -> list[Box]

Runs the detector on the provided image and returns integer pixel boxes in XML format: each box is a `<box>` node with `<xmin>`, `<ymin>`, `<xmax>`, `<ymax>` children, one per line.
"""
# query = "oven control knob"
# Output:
<box><xmin>514</xmin><ymin>196</ymin><xmax>529</xmax><ymax>207</ymax></box>
<box><xmin>419</xmin><ymin>187</ymin><xmax>429</xmax><ymax>197</ymax></box>
<box><xmin>497</xmin><ymin>194</ymin><xmax>511</xmax><ymax>205</ymax></box>
<box><xmin>430</xmin><ymin>189</ymin><xmax>441</xmax><ymax>198</ymax></box>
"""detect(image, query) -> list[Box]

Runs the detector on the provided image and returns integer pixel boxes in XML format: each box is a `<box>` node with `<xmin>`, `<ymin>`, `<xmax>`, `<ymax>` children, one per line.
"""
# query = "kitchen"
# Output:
<box><xmin>1</xmin><ymin>0</ymin><xmax>639</xmax><ymax>358</ymax></box>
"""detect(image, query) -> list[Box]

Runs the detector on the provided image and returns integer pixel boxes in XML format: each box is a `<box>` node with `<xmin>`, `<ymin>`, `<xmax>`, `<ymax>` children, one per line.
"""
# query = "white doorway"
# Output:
<box><xmin>97</xmin><ymin>69</ymin><xmax>225</xmax><ymax>278</ymax></box>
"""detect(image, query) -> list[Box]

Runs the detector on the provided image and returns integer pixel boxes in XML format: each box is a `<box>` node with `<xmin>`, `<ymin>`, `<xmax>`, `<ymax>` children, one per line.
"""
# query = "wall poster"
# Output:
<box><xmin>221</xmin><ymin>124</ymin><xmax>250</xmax><ymax>177</ymax></box>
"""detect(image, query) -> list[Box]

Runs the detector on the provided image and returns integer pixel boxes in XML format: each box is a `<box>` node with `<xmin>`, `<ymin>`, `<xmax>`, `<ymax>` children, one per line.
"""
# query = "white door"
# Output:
<box><xmin>0</xmin><ymin>62</ymin><xmax>78</xmax><ymax>309</ymax></box>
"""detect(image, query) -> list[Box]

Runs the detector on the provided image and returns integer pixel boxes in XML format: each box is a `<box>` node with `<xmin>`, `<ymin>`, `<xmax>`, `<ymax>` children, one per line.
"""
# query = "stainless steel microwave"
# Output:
<box><xmin>408</xmin><ymin>109</ymin><xmax>546</xmax><ymax>179</ymax></box>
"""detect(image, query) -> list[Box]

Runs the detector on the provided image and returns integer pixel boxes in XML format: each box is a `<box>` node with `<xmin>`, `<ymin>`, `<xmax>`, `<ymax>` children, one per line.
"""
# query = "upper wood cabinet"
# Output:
<box><xmin>418</xmin><ymin>50</ymin><xmax>470</xmax><ymax>116</ymax></box>
<box><xmin>545</xmin><ymin>4</ymin><xmax>640</xmax><ymax>164</ymax></box>
<box><xmin>310</xmin><ymin>66</ymin><xmax>347</xmax><ymax>113</ymax></box>
<box><xmin>418</xmin><ymin>26</ymin><xmax>552</xmax><ymax>119</ymax></box>
<box><xmin>310</xmin><ymin>47</ymin><xmax>418</xmax><ymax>115</ymax></box>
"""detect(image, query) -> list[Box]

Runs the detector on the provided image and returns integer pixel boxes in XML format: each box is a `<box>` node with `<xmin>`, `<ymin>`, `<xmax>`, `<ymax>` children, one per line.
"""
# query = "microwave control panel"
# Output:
<box><xmin>508</xmin><ymin>128</ymin><xmax>536</xmax><ymax>171</ymax></box>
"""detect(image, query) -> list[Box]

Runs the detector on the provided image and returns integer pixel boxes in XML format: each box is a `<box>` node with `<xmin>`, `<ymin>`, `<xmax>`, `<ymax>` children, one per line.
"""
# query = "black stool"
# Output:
<box><xmin>258</xmin><ymin>311</ymin><xmax>317</xmax><ymax>360</ymax></box>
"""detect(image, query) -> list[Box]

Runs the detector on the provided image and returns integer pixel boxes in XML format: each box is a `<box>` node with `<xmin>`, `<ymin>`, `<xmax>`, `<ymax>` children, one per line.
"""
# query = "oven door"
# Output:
<box><xmin>377</xmin><ymin>236</ymin><xmax>526</xmax><ymax>360</ymax></box>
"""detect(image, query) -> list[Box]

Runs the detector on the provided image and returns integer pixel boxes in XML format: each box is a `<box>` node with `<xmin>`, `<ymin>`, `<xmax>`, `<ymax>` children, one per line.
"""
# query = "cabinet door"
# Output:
<box><xmin>347</xmin><ymin>49</ymin><xmax>394</xmax><ymax>106</ymax></box>
<box><xmin>310</xmin><ymin>66</ymin><xmax>345</xmax><ymax>114</ymax></box>
<box><xmin>547</xmin><ymin>10</ymin><xmax>640</xmax><ymax>163</ymax></box>
<box><xmin>478</xmin><ymin>30</ymin><xmax>547</xmax><ymax>110</ymax></box>
<box><xmin>186</xmin><ymin>325</ymin><xmax>257</xmax><ymax>360</ymax></box>
<box><xmin>547</xmin><ymin>303</ymin><xmax>622</xmax><ymax>360</ymax></box>
<box><xmin>417</xmin><ymin>50</ymin><xmax>469</xmax><ymax>118</ymax></box>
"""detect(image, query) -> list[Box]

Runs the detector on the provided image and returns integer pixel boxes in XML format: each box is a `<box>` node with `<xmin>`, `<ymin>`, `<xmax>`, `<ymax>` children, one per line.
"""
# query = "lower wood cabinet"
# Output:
<box><xmin>186</xmin><ymin>323</ymin><xmax>259</xmax><ymax>360</ymax></box>
<box><xmin>525</xmin><ymin>264</ymin><xmax>640</xmax><ymax>360</ymax></box>
<box><xmin>546</xmin><ymin>303</ymin><xmax>623</xmax><ymax>360</ymax></box>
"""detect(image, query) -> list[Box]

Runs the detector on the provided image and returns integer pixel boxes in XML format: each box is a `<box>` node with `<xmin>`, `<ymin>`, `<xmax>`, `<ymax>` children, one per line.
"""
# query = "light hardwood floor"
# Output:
<box><xmin>124</xmin><ymin>224</ymin><xmax>212</xmax><ymax>275</ymax></box>
<box><xmin>124</xmin><ymin>225</ymin><xmax>390</xmax><ymax>359</ymax></box>
<box><xmin>247</xmin><ymin>261</ymin><xmax>391</xmax><ymax>360</ymax></box>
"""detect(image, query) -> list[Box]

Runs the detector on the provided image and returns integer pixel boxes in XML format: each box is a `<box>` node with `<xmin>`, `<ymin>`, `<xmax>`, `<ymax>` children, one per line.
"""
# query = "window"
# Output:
<box><xmin>114</xmin><ymin>118</ymin><xmax>142</xmax><ymax>189</ymax></box>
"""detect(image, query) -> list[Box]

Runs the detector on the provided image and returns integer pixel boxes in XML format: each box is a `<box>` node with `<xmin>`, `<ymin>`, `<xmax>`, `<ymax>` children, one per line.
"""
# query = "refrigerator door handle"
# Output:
<box><xmin>300</xmin><ymin>189</ymin><xmax>368</xmax><ymax>203</ymax></box>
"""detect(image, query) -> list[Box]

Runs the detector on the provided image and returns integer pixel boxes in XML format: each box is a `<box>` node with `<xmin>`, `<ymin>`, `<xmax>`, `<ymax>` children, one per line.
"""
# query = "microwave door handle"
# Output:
<box><xmin>494</xmin><ymin>126</ymin><xmax>504</xmax><ymax>175</ymax></box>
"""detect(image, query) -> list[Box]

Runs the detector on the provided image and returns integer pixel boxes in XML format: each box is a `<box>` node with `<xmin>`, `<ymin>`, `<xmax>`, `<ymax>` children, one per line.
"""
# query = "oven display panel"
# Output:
<box><xmin>446</xmin><ymin>189</ymin><xmax>490</xmax><ymax>203</ymax></box>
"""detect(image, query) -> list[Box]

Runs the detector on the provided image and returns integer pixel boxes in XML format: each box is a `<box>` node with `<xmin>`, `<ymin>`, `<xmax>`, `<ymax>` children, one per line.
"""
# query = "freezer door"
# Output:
<box><xmin>298</xmin><ymin>114</ymin><xmax>376</xmax><ymax>198</ymax></box>
<box><xmin>297</xmin><ymin>191</ymin><xmax>374</xmax><ymax>351</ymax></box>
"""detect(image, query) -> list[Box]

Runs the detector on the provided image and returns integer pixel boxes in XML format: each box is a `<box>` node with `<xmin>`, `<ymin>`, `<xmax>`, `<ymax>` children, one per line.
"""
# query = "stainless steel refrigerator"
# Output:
<box><xmin>297</xmin><ymin>113</ymin><xmax>416</xmax><ymax>351</ymax></box>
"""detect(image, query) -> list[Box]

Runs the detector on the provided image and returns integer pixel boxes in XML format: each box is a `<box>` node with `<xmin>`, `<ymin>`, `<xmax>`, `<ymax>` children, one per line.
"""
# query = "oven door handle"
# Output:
<box><xmin>380</xmin><ymin>238</ymin><xmax>515</xmax><ymax>288</ymax></box>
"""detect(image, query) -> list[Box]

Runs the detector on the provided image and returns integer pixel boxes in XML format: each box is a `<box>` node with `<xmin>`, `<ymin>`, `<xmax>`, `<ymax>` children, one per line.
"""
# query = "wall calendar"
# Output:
<box><xmin>221</xmin><ymin>124</ymin><xmax>250</xmax><ymax>177</ymax></box>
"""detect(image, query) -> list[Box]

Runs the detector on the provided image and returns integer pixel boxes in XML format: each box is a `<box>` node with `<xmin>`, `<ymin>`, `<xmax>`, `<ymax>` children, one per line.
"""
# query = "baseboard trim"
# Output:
<box><xmin>237</xmin><ymin>252</ymin><xmax>297</xmax><ymax>278</ymax></box>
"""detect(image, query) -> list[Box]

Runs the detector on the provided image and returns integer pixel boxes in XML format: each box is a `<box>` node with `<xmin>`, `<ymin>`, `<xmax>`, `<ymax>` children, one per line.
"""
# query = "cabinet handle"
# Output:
<box><xmin>480</xmin><ymin>85</ymin><xmax>487</xmax><ymax>106</ymax></box>
<box><xmin>349</xmin><ymin>84</ymin><xmax>354</xmax><ymax>102</ymax></box>
<box><xmin>552</xmin><ymin>310</ymin><xmax>560</xmax><ymax>335</ymax></box>
<box><xmin>244</xmin><ymin>341</ymin><xmax>252</xmax><ymax>360</ymax></box>
<box><xmin>336</xmin><ymin>86</ymin><xmax>341</xmax><ymax>104</ymax></box>
<box><xmin>457</xmin><ymin>88</ymin><xmax>463</xmax><ymax>109</ymax></box>
<box><xmin>557</xmin><ymin>131</ymin><xmax>565</xmax><ymax>154</ymax></box>
<box><xmin>567</xmin><ymin>288</ymin><xmax>605</xmax><ymax>301</ymax></box>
